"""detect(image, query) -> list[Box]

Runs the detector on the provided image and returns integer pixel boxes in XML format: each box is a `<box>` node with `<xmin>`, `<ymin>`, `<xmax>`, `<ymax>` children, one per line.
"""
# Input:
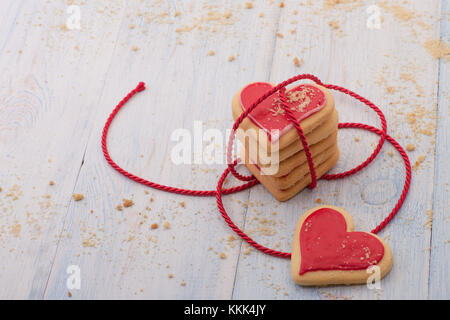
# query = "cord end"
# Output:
<box><xmin>136</xmin><ymin>82</ymin><xmax>146</xmax><ymax>92</ymax></box>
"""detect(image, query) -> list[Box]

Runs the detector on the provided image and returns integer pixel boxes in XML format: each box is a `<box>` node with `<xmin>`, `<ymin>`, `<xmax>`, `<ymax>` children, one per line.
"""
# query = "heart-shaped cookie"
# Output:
<box><xmin>291</xmin><ymin>205</ymin><xmax>393</xmax><ymax>286</ymax></box>
<box><xmin>239</xmin><ymin>82</ymin><xmax>326</xmax><ymax>142</ymax></box>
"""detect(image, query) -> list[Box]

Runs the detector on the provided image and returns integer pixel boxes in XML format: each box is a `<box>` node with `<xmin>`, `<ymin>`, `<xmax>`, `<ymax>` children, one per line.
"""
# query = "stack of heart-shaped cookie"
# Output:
<box><xmin>232</xmin><ymin>82</ymin><xmax>339</xmax><ymax>202</ymax></box>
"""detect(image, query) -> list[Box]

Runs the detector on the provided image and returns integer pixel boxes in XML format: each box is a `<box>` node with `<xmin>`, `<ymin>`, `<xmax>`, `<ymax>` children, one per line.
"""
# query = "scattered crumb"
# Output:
<box><xmin>413</xmin><ymin>155</ymin><xmax>426</xmax><ymax>170</ymax></box>
<box><xmin>123</xmin><ymin>198</ymin><xmax>134</xmax><ymax>208</ymax></box>
<box><xmin>72</xmin><ymin>194</ymin><xmax>84</xmax><ymax>201</ymax></box>
<box><xmin>151</xmin><ymin>223</ymin><xmax>159</xmax><ymax>230</ymax></box>
<box><xmin>168</xmin><ymin>273</ymin><xmax>174</xmax><ymax>279</ymax></box>
<box><xmin>116</xmin><ymin>204</ymin><xmax>123</xmax><ymax>211</ymax></box>
<box><xmin>386</xmin><ymin>86</ymin><xmax>396</xmax><ymax>94</ymax></box>
<box><xmin>219</xmin><ymin>252</ymin><xmax>227</xmax><ymax>259</ymax></box>
<box><xmin>163</xmin><ymin>221</ymin><xmax>171</xmax><ymax>229</ymax></box>
<box><xmin>423</xmin><ymin>40</ymin><xmax>450</xmax><ymax>61</ymax></box>
<box><xmin>49</xmin><ymin>181</ymin><xmax>55</xmax><ymax>186</ymax></box>
<box><xmin>245</xmin><ymin>2</ymin><xmax>253</xmax><ymax>9</ymax></box>
<box><xmin>180</xmin><ymin>280</ymin><xmax>186</xmax><ymax>286</ymax></box>
<box><xmin>425</xmin><ymin>209</ymin><xmax>433</xmax><ymax>229</ymax></box>
<box><xmin>276</xmin><ymin>33</ymin><xmax>284</xmax><ymax>38</ymax></box>
<box><xmin>68</xmin><ymin>292</ymin><xmax>72</xmax><ymax>298</ymax></box>
<box><xmin>228</xmin><ymin>55</ymin><xmax>236</xmax><ymax>62</ymax></box>
<box><xmin>208</xmin><ymin>50</ymin><xmax>215</xmax><ymax>56</ymax></box>
<box><xmin>354</xmin><ymin>136</ymin><xmax>360</xmax><ymax>142</ymax></box>
<box><xmin>406</xmin><ymin>144</ymin><xmax>416</xmax><ymax>151</ymax></box>
<box><xmin>280</xmin><ymin>2</ymin><xmax>285</xmax><ymax>8</ymax></box>
<box><xmin>10</xmin><ymin>223</ymin><xmax>21</xmax><ymax>237</ymax></box>
<box><xmin>179</xmin><ymin>201</ymin><xmax>186</xmax><ymax>208</ymax></box>
<box><xmin>293</xmin><ymin>57</ymin><xmax>303</xmax><ymax>67</ymax></box>
<box><xmin>131</xmin><ymin>45</ymin><xmax>139</xmax><ymax>51</ymax></box>
<box><xmin>328</xmin><ymin>20</ymin><xmax>340</xmax><ymax>30</ymax></box>
<box><xmin>315</xmin><ymin>198</ymin><xmax>322</xmax><ymax>204</ymax></box>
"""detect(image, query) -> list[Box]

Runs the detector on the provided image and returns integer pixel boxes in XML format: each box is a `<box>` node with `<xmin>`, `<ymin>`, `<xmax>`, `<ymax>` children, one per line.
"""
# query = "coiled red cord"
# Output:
<box><xmin>101</xmin><ymin>76</ymin><xmax>412</xmax><ymax>259</ymax></box>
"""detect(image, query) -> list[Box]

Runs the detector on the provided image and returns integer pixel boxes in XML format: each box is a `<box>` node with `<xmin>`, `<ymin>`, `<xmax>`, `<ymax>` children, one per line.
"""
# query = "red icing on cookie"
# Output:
<box><xmin>239</xmin><ymin>82</ymin><xmax>326</xmax><ymax>142</ymax></box>
<box><xmin>299</xmin><ymin>208</ymin><xmax>384</xmax><ymax>275</ymax></box>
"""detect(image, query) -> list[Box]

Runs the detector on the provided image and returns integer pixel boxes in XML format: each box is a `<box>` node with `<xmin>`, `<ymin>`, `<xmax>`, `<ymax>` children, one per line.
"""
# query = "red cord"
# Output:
<box><xmin>279</xmin><ymin>87</ymin><xmax>317</xmax><ymax>189</ymax></box>
<box><xmin>101</xmin><ymin>77</ymin><xmax>412</xmax><ymax>259</ymax></box>
<box><xmin>101</xmin><ymin>82</ymin><xmax>259</xmax><ymax>197</ymax></box>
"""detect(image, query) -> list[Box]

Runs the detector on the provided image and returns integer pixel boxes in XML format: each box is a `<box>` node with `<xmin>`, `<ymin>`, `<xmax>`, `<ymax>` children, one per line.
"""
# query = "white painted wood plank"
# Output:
<box><xmin>43</xmin><ymin>0</ymin><xmax>282</xmax><ymax>299</ymax></box>
<box><xmin>1</xmin><ymin>0</ymin><xmax>446</xmax><ymax>300</ymax></box>
<box><xmin>0</xmin><ymin>0</ymin><xmax>127</xmax><ymax>299</ymax></box>
<box><xmin>232</xmin><ymin>0</ymin><xmax>443</xmax><ymax>299</ymax></box>
<box><xmin>429</xmin><ymin>0</ymin><xmax>450</xmax><ymax>300</ymax></box>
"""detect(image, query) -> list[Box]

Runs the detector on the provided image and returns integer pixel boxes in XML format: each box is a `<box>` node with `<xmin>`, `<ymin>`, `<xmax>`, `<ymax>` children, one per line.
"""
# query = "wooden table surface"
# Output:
<box><xmin>0</xmin><ymin>0</ymin><xmax>448</xmax><ymax>300</ymax></box>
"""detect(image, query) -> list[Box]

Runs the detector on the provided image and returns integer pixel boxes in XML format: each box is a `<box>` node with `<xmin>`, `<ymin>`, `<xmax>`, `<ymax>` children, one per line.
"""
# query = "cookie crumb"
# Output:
<box><xmin>219</xmin><ymin>252</ymin><xmax>227</xmax><ymax>259</ymax></box>
<box><xmin>354</xmin><ymin>136</ymin><xmax>360</xmax><ymax>142</ymax></box>
<box><xmin>423</xmin><ymin>39</ymin><xmax>450</xmax><ymax>61</ymax></box>
<box><xmin>163</xmin><ymin>221</ymin><xmax>171</xmax><ymax>229</ymax></box>
<box><xmin>116</xmin><ymin>204</ymin><xmax>123</xmax><ymax>211</ymax></box>
<box><xmin>315</xmin><ymin>198</ymin><xmax>322</xmax><ymax>204</ymax></box>
<box><xmin>413</xmin><ymin>155</ymin><xmax>426</xmax><ymax>170</ymax></box>
<box><xmin>68</xmin><ymin>292</ymin><xmax>72</xmax><ymax>298</ymax></box>
<box><xmin>406</xmin><ymin>144</ymin><xmax>415</xmax><ymax>151</ymax></box>
<box><xmin>168</xmin><ymin>273</ymin><xmax>174</xmax><ymax>279</ymax></box>
<box><xmin>10</xmin><ymin>223</ymin><xmax>21</xmax><ymax>237</ymax></box>
<box><xmin>208</xmin><ymin>50</ymin><xmax>215</xmax><ymax>56</ymax></box>
<box><xmin>72</xmin><ymin>193</ymin><xmax>84</xmax><ymax>201</ymax></box>
<box><xmin>49</xmin><ymin>181</ymin><xmax>55</xmax><ymax>186</ymax></box>
<box><xmin>180</xmin><ymin>280</ymin><xmax>186</xmax><ymax>286</ymax></box>
<box><xmin>276</xmin><ymin>33</ymin><xmax>284</xmax><ymax>38</ymax></box>
<box><xmin>386</xmin><ymin>86</ymin><xmax>396</xmax><ymax>94</ymax></box>
<box><xmin>131</xmin><ymin>45</ymin><xmax>139</xmax><ymax>51</ymax></box>
<box><xmin>179</xmin><ymin>201</ymin><xmax>186</xmax><ymax>208</ymax></box>
<box><xmin>123</xmin><ymin>198</ymin><xmax>134</xmax><ymax>208</ymax></box>
<box><xmin>328</xmin><ymin>20</ymin><xmax>339</xmax><ymax>30</ymax></box>
<box><xmin>293</xmin><ymin>57</ymin><xmax>303</xmax><ymax>67</ymax></box>
<box><xmin>228</xmin><ymin>55</ymin><xmax>236</xmax><ymax>62</ymax></box>
<box><xmin>245</xmin><ymin>2</ymin><xmax>253</xmax><ymax>9</ymax></box>
<box><xmin>280</xmin><ymin>2</ymin><xmax>285</xmax><ymax>8</ymax></box>
<box><xmin>151</xmin><ymin>223</ymin><xmax>159</xmax><ymax>230</ymax></box>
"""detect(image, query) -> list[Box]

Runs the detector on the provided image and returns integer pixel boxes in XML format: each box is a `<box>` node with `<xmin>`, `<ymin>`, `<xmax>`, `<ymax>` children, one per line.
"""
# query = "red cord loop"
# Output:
<box><xmin>101</xmin><ymin>76</ymin><xmax>411</xmax><ymax>260</ymax></box>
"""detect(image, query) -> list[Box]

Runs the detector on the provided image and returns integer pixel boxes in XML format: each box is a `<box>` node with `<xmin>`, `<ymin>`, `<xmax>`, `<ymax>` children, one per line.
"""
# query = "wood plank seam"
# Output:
<box><xmin>40</xmin><ymin>3</ymin><xmax>131</xmax><ymax>299</ymax></box>
<box><xmin>427</xmin><ymin>0</ymin><xmax>448</xmax><ymax>299</ymax></box>
<box><xmin>230</xmin><ymin>5</ymin><xmax>284</xmax><ymax>299</ymax></box>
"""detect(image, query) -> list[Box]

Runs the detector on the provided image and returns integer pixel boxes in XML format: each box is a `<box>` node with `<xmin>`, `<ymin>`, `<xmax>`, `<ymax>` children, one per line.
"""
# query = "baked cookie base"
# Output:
<box><xmin>290</xmin><ymin>205</ymin><xmax>393</xmax><ymax>286</ymax></box>
<box><xmin>242</xmin><ymin>130</ymin><xmax>338</xmax><ymax>178</ymax></box>
<box><xmin>244</xmin><ymin>149</ymin><xmax>340</xmax><ymax>202</ymax></box>
<box><xmin>238</xmin><ymin>109</ymin><xmax>339</xmax><ymax>164</ymax></box>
